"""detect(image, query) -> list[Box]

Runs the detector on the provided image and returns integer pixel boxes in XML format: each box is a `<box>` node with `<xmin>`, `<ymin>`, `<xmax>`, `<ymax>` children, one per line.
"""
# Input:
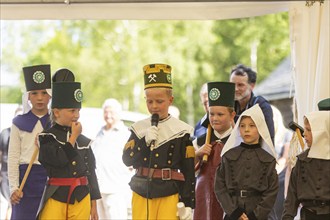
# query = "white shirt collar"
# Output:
<box><xmin>214</xmin><ymin>127</ymin><xmax>233</xmax><ymax>140</ymax></box>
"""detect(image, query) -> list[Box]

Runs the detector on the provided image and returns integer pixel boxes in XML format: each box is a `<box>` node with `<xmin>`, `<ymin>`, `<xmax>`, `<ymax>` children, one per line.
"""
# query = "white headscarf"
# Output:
<box><xmin>305</xmin><ymin>111</ymin><xmax>330</xmax><ymax>160</ymax></box>
<box><xmin>22</xmin><ymin>91</ymin><xmax>31</xmax><ymax>114</ymax></box>
<box><xmin>221</xmin><ymin>104</ymin><xmax>276</xmax><ymax>158</ymax></box>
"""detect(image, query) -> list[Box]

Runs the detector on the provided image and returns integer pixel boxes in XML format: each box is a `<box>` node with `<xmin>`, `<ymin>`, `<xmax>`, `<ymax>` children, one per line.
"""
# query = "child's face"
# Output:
<box><xmin>303</xmin><ymin>118</ymin><xmax>313</xmax><ymax>148</ymax></box>
<box><xmin>29</xmin><ymin>90</ymin><xmax>51</xmax><ymax>112</ymax></box>
<box><xmin>54</xmin><ymin>108</ymin><xmax>80</xmax><ymax>127</ymax></box>
<box><xmin>209</xmin><ymin>106</ymin><xmax>235</xmax><ymax>134</ymax></box>
<box><xmin>239</xmin><ymin>116</ymin><xmax>260</xmax><ymax>144</ymax></box>
<box><xmin>145</xmin><ymin>88</ymin><xmax>173</xmax><ymax>120</ymax></box>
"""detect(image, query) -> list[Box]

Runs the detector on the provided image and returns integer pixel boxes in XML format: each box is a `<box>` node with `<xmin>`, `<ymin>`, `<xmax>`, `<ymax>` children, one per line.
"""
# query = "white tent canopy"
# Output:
<box><xmin>1</xmin><ymin>1</ymin><xmax>289</xmax><ymax>20</ymax></box>
<box><xmin>1</xmin><ymin>0</ymin><xmax>329</xmax><ymax>124</ymax></box>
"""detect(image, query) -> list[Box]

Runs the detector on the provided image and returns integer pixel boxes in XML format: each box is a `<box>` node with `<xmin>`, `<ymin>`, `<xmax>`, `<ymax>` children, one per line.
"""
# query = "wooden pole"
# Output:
<box><xmin>296</xmin><ymin>128</ymin><xmax>305</xmax><ymax>151</ymax></box>
<box><xmin>202</xmin><ymin>124</ymin><xmax>212</xmax><ymax>162</ymax></box>
<box><xmin>18</xmin><ymin>147</ymin><xmax>39</xmax><ymax>192</ymax></box>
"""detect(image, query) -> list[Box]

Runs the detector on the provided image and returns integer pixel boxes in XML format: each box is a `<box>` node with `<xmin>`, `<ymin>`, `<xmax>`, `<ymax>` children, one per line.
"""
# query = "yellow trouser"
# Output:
<box><xmin>132</xmin><ymin>192</ymin><xmax>179</xmax><ymax>220</ymax></box>
<box><xmin>39</xmin><ymin>194</ymin><xmax>91</xmax><ymax>220</ymax></box>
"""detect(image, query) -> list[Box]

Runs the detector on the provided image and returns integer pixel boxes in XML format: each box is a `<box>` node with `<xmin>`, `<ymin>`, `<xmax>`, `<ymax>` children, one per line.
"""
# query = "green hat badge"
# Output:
<box><xmin>32</xmin><ymin>71</ymin><xmax>45</xmax><ymax>83</ymax></box>
<box><xmin>74</xmin><ymin>88</ymin><xmax>83</xmax><ymax>103</ymax></box>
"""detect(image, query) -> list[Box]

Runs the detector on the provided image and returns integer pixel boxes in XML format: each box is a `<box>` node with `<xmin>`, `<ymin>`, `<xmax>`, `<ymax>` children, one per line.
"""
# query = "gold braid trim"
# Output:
<box><xmin>143</xmin><ymin>64</ymin><xmax>172</xmax><ymax>74</ymax></box>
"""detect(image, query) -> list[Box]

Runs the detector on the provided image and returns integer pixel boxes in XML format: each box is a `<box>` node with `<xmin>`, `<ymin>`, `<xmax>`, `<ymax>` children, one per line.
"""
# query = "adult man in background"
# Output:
<box><xmin>230</xmin><ymin>64</ymin><xmax>274</xmax><ymax>142</ymax></box>
<box><xmin>92</xmin><ymin>98</ymin><xmax>133</xmax><ymax>219</ymax></box>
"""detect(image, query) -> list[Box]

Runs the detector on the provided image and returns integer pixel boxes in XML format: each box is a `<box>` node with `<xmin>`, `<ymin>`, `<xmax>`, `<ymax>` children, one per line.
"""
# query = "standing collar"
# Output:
<box><xmin>241</xmin><ymin>142</ymin><xmax>261</xmax><ymax>149</ymax></box>
<box><xmin>53</xmin><ymin>123</ymin><xmax>71</xmax><ymax>132</ymax></box>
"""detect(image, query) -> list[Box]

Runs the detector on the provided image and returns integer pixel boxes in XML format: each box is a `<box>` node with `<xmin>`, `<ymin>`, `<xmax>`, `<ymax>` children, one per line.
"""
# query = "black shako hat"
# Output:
<box><xmin>23</xmin><ymin>64</ymin><xmax>51</xmax><ymax>92</ymax></box>
<box><xmin>52</xmin><ymin>82</ymin><xmax>83</xmax><ymax>109</ymax></box>
<box><xmin>52</xmin><ymin>68</ymin><xmax>75</xmax><ymax>82</ymax></box>
<box><xmin>207</xmin><ymin>82</ymin><xmax>235</xmax><ymax>107</ymax></box>
<box><xmin>143</xmin><ymin>63</ymin><xmax>172</xmax><ymax>90</ymax></box>
<box><xmin>51</xmin><ymin>68</ymin><xmax>82</xmax><ymax>109</ymax></box>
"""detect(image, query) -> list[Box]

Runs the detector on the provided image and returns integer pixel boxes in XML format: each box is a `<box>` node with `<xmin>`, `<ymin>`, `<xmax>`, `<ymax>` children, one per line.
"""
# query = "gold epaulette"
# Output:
<box><xmin>186</xmin><ymin>145</ymin><xmax>195</xmax><ymax>158</ymax></box>
<box><xmin>124</xmin><ymin>139</ymin><xmax>135</xmax><ymax>150</ymax></box>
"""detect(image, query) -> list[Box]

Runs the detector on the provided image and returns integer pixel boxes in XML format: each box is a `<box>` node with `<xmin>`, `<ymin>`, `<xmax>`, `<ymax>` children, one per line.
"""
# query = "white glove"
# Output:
<box><xmin>145</xmin><ymin>126</ymin><xmax>158</xmax><ymax>147</ymax></box>
<box><xmin>177</xmin><ymin>202</ymin><xmax>192</xmax><ymax>220</ymax></box>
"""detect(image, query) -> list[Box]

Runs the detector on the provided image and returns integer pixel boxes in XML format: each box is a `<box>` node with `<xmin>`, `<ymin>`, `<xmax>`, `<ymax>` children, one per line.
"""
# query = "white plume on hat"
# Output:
<box><xmin>221</xmin><ymin>104</ymin><xmax>276</xmax><ymax>158</ymax></box>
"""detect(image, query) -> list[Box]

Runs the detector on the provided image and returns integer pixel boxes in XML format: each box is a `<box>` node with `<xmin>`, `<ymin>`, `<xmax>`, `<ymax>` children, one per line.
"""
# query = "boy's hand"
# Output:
<box><xmin>10</xmin><ymin>189</ymin><xmax>23</xmax><ymax>205</ymax></box>
<box><xmin>69</xmin><ymin>122</ymin><xmax>82</xmax><ymax>147</ymax></box>
<box><xmin>195</xmin><ymin>143</ymin><xmax>212</xmax><ymax>158</ymax></box>
<box><xmin>90</xmin><ymin>200</ymin><xmax>98</xmax><ymax>220</ymax></box>
<box><xmin>71</xmin><ymin>121</ymin><xmax>82</xmax><ymax>138</ymax></box>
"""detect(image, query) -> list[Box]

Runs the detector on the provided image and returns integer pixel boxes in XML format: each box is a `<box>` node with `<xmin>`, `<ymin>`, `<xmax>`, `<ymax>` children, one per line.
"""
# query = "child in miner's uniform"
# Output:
<box><xmin>37</xmin><ymin>69</ymin><xmax>101</xmax><ymax>220</ymax></box>
<box><xmin>122</xmin><ymin>63</ymin><xmax>195</xmax><ymax>220</ymax></box>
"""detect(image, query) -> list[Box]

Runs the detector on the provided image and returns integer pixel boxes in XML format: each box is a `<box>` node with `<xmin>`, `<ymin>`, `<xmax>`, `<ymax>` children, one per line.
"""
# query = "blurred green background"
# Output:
<box><xmin>0</xmin><ymin>13</ymin><xmax>290</xmax><ymax>125</ymax></box>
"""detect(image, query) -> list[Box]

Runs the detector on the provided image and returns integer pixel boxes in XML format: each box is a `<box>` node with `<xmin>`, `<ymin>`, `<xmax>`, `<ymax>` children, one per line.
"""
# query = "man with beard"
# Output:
<box><xmin>230</xmin><ymin>64</ymin><xmax>274</xmax><ymax>143</ymax></box>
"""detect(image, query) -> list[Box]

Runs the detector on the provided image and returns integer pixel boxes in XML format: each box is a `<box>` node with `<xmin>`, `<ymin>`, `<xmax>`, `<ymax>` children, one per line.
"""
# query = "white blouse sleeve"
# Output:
<box><xmin>8</xmin><ymin>124</ymin><xmax>21</xmax><ymax>195</ymax></box>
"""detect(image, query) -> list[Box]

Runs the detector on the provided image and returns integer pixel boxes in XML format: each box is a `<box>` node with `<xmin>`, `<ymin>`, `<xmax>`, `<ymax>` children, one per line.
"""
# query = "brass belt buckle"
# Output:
<box><xmin>161</xmin><ymin>168</ymin><xmax>171</xmax><ymax>180</ymax></box>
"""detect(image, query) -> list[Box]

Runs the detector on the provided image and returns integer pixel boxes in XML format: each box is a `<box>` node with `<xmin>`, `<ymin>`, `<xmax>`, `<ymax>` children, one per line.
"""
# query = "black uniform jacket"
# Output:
<box><xmin>283</xmin><ymin>149</ymin><xmax>330</xmax><ymax>219</ymax></box>
<box><xmin>37</xmin><ymin>124</ymin><xmax>101</xmax><ymax>211</ymax></box>
<box><xmin>122</xmin><ymin>116</ymin><xmax>196</xmax><ymax>208</ymax></box>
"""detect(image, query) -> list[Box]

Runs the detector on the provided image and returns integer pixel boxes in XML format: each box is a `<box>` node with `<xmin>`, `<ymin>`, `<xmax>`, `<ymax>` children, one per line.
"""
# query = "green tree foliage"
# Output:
<box><xmin>0</xmin><ymin>87</ymin><xmax>22</xmax><ymax>104</ymax></box>
<box><xmin>212</xmin><ymin>13</ymin><xmax>290</xmax><ymax>82</ymax></box>
<box><xmin>1</xmin><ymin>13</ymin><xmax>289</xmax><ymax>125</ymax></box>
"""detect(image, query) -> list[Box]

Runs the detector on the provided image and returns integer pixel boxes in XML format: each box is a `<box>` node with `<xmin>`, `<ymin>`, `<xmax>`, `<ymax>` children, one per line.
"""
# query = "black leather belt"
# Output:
<box><xmin>301</xmin><ymin>200</ymin><xmax>330</xmax><ymax>207</ymax></box>
<box><xmin>229</xmin><ymin>190</ymin><xmax>260</xmax><ymax>198</ymax></box>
